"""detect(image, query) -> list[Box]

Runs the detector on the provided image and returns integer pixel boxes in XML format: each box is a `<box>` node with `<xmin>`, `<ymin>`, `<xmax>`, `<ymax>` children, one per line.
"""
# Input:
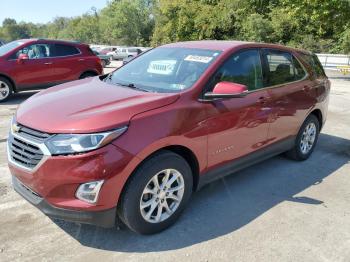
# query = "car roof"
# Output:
<box><xmin>161</xmin><ymin>40</ymin><xmax>310</xmax><ymax>54</ymax></box>
<box><xmin>16</xmin><ymin>38</ymin><xmax>84</xmax><ymax>46</ymax></box>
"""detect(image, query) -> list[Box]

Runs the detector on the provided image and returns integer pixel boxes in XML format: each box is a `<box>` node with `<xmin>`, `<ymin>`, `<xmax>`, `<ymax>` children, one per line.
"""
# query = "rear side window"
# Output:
<box><xmin>52</xmin><ymin>44</ymin><xmax>80</xmax><ymax>57</ymax></box>
<box><xmin>207</xmin><ymin>49</ymin><xmax>263</xmax><ymax>91</ymax></box>
<box><xmin>263</xmin><ymin>50</ymin><xmax>306</xmax><ymax>86</ymax></box>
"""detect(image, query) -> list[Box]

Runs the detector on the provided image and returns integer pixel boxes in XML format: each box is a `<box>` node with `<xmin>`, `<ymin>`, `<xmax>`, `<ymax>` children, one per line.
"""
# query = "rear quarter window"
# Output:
<box><xmin>299</xmin><ymin>52</ymin><xmax>326</xmax><ymax>78</ymax></box>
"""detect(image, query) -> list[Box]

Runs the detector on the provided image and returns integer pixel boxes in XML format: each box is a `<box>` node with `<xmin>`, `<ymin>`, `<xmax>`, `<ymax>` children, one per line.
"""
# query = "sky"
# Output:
<box><xmin>0</xmin><ymin>0</ymin><xmax>108</xmax><ymax>24</ymax></box>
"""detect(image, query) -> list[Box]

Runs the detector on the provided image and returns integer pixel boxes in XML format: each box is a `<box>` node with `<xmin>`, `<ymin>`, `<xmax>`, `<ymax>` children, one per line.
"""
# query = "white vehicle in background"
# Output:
<box><xmin>99</xmin><ymin>46</ymin><xmax>118</xmax><ymax>55</ymax></box>
<box><xmin>108</xmin><ymin>47</ymin><xmax>143</xmax><ymax>60</ymax></box>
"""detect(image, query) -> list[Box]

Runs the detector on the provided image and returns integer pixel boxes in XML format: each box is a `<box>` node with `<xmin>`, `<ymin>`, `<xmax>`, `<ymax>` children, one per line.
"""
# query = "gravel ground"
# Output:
<box><xmin>0</xmin><ymin>69</ymin><xmax>349</xmax><ymax>262</ymax></box>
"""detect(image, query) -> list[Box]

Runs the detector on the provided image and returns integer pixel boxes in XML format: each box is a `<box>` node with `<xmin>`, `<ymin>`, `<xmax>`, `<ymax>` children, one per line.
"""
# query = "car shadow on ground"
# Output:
<box><xmin>54</xmin><ymin>132</ymin><xmax>350</xmax><ymax>253</ymax></box>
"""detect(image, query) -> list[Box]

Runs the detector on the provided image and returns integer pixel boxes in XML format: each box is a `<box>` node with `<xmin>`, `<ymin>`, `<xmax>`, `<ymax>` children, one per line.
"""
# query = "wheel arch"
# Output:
<box><xmin>310</xmin><ymin>109</ymin><xmax>323</xmax><ymax>129</ymax></box>
<box><xmin>118</xmin><ymin>144</ymin><xmax>201</xmax><ymax>209</ymax></box>
<box><xmin>79</xmin><ymin>70</ymin><xmax>99</xmax><ymax>79</ymax></box>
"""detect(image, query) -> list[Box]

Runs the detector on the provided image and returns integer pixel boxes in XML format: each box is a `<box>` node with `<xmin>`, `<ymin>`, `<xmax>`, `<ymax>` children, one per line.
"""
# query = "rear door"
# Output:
<box><xmin>50</xmin><ymin>43</ymin><xmax>82</xmax><ymax>83</ymax></box>
<box><xmin>260</xmin><ymin>49</ymin><xmax>314</xmax><ymax>144</ymax></box>
<box><xmin>7</xmin><ymin>43</ymin><xmax>56</xmax><ymax>89</ymax></box>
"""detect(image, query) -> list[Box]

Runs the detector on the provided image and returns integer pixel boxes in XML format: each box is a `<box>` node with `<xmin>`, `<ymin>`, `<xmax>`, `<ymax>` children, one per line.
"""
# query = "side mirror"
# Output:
<box><xmin>17</xmin><ymin>53</ymin><xmax>29</xmax><ymax>63</ymax></box>
<box><xmin>204</xmin><ymin>81</ymin><xmax>248</xmax><ymax>100</ymax></box>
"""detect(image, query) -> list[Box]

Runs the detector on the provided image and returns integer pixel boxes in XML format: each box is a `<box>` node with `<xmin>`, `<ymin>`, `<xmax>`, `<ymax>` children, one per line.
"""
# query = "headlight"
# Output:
<box><xmin>45</xmin><ymin>126</ymin><xmax>127</xmax><ymax>155</ymax></box>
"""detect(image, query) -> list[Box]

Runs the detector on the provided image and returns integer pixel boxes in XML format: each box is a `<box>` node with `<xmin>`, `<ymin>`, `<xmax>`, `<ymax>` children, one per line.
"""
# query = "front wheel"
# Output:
<box><xmin>286</xmin><ymin>114</ymin><xmax>320</xmax><ymax>161</ymax></box>
<box><xmin>118</xmin><ymin>151</ymin><xmax>193</xmax><ymax>234</ymax></box>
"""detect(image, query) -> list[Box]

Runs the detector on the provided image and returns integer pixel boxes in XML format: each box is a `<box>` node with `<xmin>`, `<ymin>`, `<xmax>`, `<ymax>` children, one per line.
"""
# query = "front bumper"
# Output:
<box><xmin>12</xmin><ymin>176</ymin><xmax>116</xmax><ymax>227</ymax></box>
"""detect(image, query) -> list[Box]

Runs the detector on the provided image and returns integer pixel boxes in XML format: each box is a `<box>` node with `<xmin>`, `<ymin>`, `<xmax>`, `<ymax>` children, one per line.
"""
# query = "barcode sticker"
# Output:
<box><xmin>184</xmin><ymin>55</ymin><xmax>213</xmax><ymax>63</ymax></box>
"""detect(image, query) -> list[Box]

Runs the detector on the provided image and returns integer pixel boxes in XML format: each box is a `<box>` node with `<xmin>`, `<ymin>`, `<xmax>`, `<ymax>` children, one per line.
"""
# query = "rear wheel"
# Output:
<box><xmin>0</xmin><ymin>77</ymin><xmax>13</xmax><ymax>102</ymax></box>
<box><xmin>286</xmin><ymin>114</ymin><xmax>320</xmax><ymax>161</ymax></box>
<box><xmin>118</xmin><ymin>151</ymin><xmax>193</xmax><ymax>234</ymax></box>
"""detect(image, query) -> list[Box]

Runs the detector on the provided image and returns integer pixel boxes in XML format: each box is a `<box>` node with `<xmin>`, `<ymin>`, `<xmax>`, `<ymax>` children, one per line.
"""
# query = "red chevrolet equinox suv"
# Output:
<box><xmin>8</xmin><ymin>41</ymin><xmax>330</xmax><ymax>234</ymax></box>
<box><xmin>0</xmin><ymin>39</ymin><xmax>103</xmax><ymax>102</ymax></box>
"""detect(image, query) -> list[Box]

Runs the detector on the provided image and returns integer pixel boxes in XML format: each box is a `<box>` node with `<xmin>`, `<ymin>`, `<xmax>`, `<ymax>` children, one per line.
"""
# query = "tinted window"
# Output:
<box><xmin>312</xmin><ymin>54</ymin><xmax>326</xmax><ymax>77</ymax></box>
<box><xmin>11</xmin><ymin>44</ymin><xmax>53</xmax><ymax>59</ymax></box>
<box><xmin>299</xmin><ymin>53</ymin><xmax>325</xmax><ymax>77</ymax></box>
<box><xmin>52</xmin><ymin>44</ymin><xmax>80</xmax><ymax>57</ymax></box>
<box><xmin>263</xmin><ymin>50</ymin><xmax>306</xmax><ymax>86</ymax></box>
<box><xmin>207</xmin><ymin>49</ymin><xmax>263</xmax><ymax>91</ymax></box>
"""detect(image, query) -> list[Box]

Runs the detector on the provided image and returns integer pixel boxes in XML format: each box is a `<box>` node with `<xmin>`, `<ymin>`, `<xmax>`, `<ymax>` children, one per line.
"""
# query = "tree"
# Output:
<box><xmin>99</xmin><ymin>0</ymin><xmax>155</xmax><ymax>45</ymax></box>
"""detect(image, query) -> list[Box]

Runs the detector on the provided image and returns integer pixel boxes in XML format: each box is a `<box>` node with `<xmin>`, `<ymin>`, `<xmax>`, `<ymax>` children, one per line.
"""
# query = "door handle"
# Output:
<box><xmin>78</xmin><ymin>59</ymin><xmax>85</xmax><ymax>61</ymax></box>
<box><xmin>44</xmin><ymin>62</ymin><xmax>53</xmax><ymax>65</ymax></box>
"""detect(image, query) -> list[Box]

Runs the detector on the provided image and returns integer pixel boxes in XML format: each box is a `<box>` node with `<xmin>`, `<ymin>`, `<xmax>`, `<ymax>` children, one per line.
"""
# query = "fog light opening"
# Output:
<box><xmin>75</xmin><ymin>180</ymin><xmax>104</xmax><ymax>204</ymax></box>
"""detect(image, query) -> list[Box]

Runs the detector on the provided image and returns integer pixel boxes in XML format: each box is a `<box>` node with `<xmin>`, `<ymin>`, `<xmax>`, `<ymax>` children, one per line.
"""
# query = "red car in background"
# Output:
<box><xmin>0</xmin><ymin>39</ymin><xmax>103</xmax><ymax>102</ymax></box>
<box><xmin>8</xmin><ymin>41</ymin><xmax>329</xmax><ymax>234</ymax></box>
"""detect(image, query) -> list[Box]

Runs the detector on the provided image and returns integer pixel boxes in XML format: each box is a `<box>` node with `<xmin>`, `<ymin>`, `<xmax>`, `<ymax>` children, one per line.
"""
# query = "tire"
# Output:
<box><xmin>118</xmin><ymin>150</ymin><xmax>193</xmax><ymax>234</ymax></box>
<box><xmin>286</xmin><ymin>114</ymin><xmax>320</xmax><ymax>161</ymax></box>
<box><xmin>0</xmin><ymin>77</ymin><xmax>13</xmax><ymax>102</ymax></box>
<box><xmin>79</xmin><ymin>72</ymin><xmax>97</xmax><ymax>79</ymax></box>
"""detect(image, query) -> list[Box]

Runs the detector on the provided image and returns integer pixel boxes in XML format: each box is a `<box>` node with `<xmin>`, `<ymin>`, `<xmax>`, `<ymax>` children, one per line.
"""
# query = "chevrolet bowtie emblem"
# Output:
<box><xmin>12</xmin><ymin>123</ymin><xmax>21</xmax><ymax>133</ymax></box>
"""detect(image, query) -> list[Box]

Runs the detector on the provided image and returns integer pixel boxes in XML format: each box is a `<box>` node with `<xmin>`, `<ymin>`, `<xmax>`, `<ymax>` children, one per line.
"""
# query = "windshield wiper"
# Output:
<box><xmin>116</xmin><ymin>82</ymin><xmax>150</xmax><ymax>92</ymax></box>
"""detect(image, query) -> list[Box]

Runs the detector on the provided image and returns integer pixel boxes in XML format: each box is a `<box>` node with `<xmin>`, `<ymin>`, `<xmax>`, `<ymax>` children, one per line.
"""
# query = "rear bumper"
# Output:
<box><xmin>12</xmin><ymin>176</ymin><xmax>116</xmax><ymax>228</ymax></box>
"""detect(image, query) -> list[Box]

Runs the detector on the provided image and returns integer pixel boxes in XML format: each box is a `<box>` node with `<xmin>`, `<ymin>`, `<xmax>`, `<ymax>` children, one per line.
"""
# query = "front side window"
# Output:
<box><xmin>12</xmin><ymin>44</ymin><xmax>52</xmax><ymax>59</ymax></box>
<box><xmin>263</xmin><ymin>50</ymin><xmax>306</xmax><ymax>86</ymax></box>
<box><xmin>106</xmin><ymin>47</ymin><xmax>221</xmax><ymax>93</ymax></box>
<box><xmin>207</xmin><ymin>49</ymin><xmax>263</xmax><ymax>92</ymax></box>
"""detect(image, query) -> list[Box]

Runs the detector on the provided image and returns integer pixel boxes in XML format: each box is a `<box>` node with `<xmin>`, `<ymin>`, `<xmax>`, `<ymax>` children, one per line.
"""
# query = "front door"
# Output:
<box><xmin>204</xmin><ymin>49</ymin><xmax>271</xmax><ymax>169</ymax></box>
<box><xmin>8</xmin><ymin>43</ymin><xmax>55</xmax><ymax>89</ymax></box>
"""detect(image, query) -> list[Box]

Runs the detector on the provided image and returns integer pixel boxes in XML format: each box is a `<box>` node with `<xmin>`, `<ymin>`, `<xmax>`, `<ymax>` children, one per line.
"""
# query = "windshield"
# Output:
<box><xmin>106</xmin><ymin>47</ymin><xmax>221</xmax><ymax>93</ymax></box>
<box><xmin>0</xmin><ymin>40</ymin><xmax>25</xmax><ymax>56</ymax></box>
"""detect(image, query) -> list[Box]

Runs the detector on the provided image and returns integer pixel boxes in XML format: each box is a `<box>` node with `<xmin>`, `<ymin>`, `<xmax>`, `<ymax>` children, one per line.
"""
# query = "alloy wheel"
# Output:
<box><xmin>140</xmin><ymin>169</ymin><xmax>185</xmax><ymax>223</ymax></box>
<box><xmin>0</xmin><ymin>81</ymin><xmax>10</xmax><ymax>101</ymax></box>
<box><xmin>300</xmin><ymin>122</ymin><xmax>317</xmax><ymax>154</ymax></box>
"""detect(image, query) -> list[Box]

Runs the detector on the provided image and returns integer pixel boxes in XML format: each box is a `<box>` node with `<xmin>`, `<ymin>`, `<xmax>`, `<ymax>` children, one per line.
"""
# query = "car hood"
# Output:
<box><xmin>16</xmin><ymin>77</ymin><xmax>180</xmax><ymax>133</ymax></box>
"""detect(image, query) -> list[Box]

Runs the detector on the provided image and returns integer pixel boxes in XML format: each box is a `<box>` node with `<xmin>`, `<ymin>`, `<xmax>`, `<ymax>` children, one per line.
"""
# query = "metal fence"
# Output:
<box><xmin>316</xmin><ymin>54</ymin><xmax>350</xmax><ymax>70</ymax></box>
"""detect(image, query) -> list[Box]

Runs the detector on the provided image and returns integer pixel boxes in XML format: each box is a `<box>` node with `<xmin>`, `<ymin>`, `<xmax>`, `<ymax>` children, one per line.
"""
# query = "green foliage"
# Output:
<box><xmin>0</xmin><ymin>0</ymin><xmax>350</xmax><ymax>53</ymax></box>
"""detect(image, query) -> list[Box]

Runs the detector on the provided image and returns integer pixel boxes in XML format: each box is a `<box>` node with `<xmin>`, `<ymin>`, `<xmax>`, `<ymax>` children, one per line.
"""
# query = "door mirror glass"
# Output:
<box><xmin>204</xmin><ymin>81</ymin><xmax>248</xmax><ymax>99</ymax></box>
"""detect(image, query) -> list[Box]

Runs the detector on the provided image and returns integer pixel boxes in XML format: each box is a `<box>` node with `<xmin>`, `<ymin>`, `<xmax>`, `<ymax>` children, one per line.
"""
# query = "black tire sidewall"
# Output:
<box><xmin>0</xmin><ymin>77</ymin><xmax>13</xmax><ymax>102</ymax></box>
<box><xmin>294</xmin><ymin>114</ymin><xmax>320</xmax><ymax>160</ymax></box>
<box><xmin>119</xmin><ymin>151</ymin><xmax>193</xmax><ymax>234</ymax></box>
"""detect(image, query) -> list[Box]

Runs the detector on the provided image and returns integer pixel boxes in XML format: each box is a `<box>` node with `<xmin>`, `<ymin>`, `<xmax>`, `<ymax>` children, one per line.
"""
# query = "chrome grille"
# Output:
<box><xmin>17</xmin><ymin>124</ymin><xmax>50</xmax><ymax>142</ymax></box>
<box><xmin>8</xmin><ymin>125</ymin><xmax>51</xmax><ymax>170</ymax></box>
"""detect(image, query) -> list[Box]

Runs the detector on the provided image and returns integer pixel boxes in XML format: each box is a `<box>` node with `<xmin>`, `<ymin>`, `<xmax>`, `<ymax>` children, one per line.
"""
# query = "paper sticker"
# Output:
<box><xmin>184</xmin><ymin>55</ymin><xmax>213</xmax><ymax>63</ymax></box>
<box><xmin>147</xmin><ymin>60</ymin><xmax>177</xmax><ymax>75</ymax></box>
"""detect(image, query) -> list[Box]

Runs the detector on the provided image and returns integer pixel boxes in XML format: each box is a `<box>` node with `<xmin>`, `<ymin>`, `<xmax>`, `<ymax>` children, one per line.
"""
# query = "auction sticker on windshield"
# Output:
<box><xmin>147</xmin><ymin>60</ymin><xmax>177</xmax><ymax>75</ymax></box>
<box><xmin>184</xmin><ymin>55</ymin><xmax>213</xmax><ymax>63</ymax></box>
